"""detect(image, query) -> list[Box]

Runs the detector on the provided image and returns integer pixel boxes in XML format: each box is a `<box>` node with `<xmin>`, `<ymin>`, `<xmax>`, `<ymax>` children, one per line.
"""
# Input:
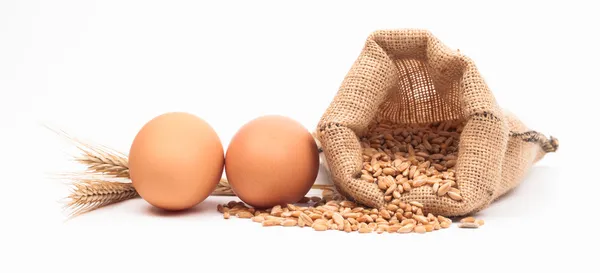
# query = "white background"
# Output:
<box><xmin>0</xmin><ymin>0</ymin><xmax>596</xmax><ymax>272</ymax></box>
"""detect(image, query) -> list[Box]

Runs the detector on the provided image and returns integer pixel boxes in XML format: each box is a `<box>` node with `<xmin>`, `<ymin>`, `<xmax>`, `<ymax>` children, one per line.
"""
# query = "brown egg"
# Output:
<box><xmin>129</xmin><ymin>112</ymin><xmax>224</xmax><ymax>211</ymax></box>
<box><xmin>225</xmin><ymin>115</ymin><xmax>319</xmax><ymax>208</ymax></box>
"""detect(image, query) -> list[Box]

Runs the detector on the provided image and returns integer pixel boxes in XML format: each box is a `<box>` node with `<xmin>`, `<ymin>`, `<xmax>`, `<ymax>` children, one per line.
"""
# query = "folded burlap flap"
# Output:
<box><xmin>316</xmin><ymin>29</ymin><xmax>557</xmax><ymax>216</ymax></box>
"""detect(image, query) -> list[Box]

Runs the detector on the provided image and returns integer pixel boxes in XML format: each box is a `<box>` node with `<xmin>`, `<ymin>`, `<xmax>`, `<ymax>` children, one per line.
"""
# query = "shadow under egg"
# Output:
<box><xmin>142</xmin><ymin>198</ymin><xmax>222</xmax><ymax>217</ymax></box>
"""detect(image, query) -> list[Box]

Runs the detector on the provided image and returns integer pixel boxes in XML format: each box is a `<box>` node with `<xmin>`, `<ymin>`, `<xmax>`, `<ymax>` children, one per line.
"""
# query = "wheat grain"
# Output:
<box><xmin>458</xmin><ymin>222</ymin><xmax>480</xmax><ymax>228</ymax></box>
<box><xmin>414</xmin><ymin>225</ymin><xmax>427</xmax><ymax>234</ymax></box>
<box><xmin>460</xmin><ymin>216</ymin><xmax>476</xmax><ymax>223</ymax></box>
<box><xmin>262</xmin><ymin>219</ymin><xmax>281</xmax><ymax>226</ymax></box>
<box><xmin>424</xmin><ymin>224</ymin><xmax>434</xmax><ymax>232</ymax></box>
<box><xmin>358</xmin><ymin>227</ymin><xmax>373</xmax><ymax>233</ymax></box>
<box><xmin>409</xmin><ymin>201</ymin><xmax>424</xmax><ymax>208</ymax></box>
<box><xmin>237</xmin><ymin>211</ymin><xmax>253</xmax><ymax>218</ymax></box>
<box><xmin>447</xmin><ymin>191</ymin><xmax>463</xmax><ymax>201</ymax></box>
<box><xmin>312</xmin><ymin>224</ymin><xmax>328</xmax><ymax>231</ymax></box>
<box><xmin>438</xmin><ymin>182</ymin><xmax>452</xmax><ymax>196</ymax></box>
<box><xmin>281</xmin><ymin>219</ymin><xmax>298</xmax><ymax>227</ymax></box>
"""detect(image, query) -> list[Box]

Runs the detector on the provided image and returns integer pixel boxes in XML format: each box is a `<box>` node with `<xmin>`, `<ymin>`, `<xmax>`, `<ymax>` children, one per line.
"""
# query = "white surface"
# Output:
<box><xmin>0</xmin><ymin>0</ymin><xmax>596</xmax><ymax>272</ymax></box>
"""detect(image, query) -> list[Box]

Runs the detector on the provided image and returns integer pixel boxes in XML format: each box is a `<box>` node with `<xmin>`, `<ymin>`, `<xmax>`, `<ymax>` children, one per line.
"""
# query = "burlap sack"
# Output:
<box><xmin>316</xmin><ymin>29</ymin><xmax>558</xmax><ymax>216</ymax></box>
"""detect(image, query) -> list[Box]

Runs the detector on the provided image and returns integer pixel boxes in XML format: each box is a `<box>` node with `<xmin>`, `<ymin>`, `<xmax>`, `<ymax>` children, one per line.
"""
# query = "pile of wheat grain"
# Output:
<box><xmin>219</xmin><ymin>194</ymin><xmax>453</xmax><ymax>233</ymax></box>
<box><xmin>360</xmin><ymin>120</ymin><xmax>464</xmax><ymax>203</ymax></box>
<box><xmin>219</xmin><ymin>189</ymin><xmax>484</xmax><ymax>233</ymax></box>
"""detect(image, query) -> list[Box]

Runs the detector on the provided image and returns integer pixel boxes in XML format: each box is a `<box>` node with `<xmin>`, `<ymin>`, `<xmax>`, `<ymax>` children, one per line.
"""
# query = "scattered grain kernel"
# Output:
<box><xmin>312</xmin><ymin>224</ymin><xmax>328</xmax><ymax>231</ymax></box>
<box><xmin>458</xmin><ymin>222</ymin><xmax>479</xmax><ymax>229</ymax></box>
<box><xmin>359</xmin><ymin>227</ymin><xmax>373</xmax><ymax>233</ymax></box>
<box><xmin>414</xmin><ymin>225</ymin><xmax>427</xmax><ymax>234</ymax></box>
<box><xmin>460</xmin><ymin>217</ymin><xmax>475</xmax><ymax>223</ymax></box>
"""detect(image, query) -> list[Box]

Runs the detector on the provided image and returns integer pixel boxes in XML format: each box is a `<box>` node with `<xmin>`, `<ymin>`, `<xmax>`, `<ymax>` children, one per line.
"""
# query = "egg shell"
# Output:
<box><xmin>129</xmin><ymin>112</ymin><xmax>224</xmax><ymax>211</ymax></box>
<box><xmin>225</xmin><ymin>115</ymin><xmax>319</xmax><ymax>208</ymax></box>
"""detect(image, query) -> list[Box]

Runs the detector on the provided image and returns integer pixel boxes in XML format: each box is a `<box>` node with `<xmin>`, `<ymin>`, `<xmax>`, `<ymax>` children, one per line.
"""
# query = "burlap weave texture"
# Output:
<box><xmin>316</xmin><ymin>29</ymin><xmax>558</xmax><ymax>216</ymax></box>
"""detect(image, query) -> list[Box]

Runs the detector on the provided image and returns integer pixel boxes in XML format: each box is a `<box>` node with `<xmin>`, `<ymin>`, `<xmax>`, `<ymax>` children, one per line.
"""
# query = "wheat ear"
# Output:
<box><xmin>212</xmin><ymin>178</ymin><xmax>234</xmax><ymax>196</ymax></box>
<box><xmin>64</xmin><ymin>180</ymin><xmax>139</xmax><ymax>218</ymax></box>
<box><xmin>45</xmin><ymin>125</ymin><xmax>130</xmax><ymax>178</ymax></box>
